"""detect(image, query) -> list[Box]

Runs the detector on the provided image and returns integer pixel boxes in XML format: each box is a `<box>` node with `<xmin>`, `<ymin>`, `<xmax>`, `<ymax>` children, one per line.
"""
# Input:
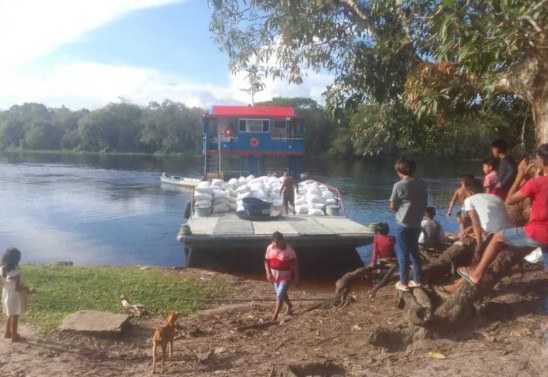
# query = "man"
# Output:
<box><xmin>280</xmin><ymin>172</ymin><xmax>298</xmax><ymax>215</ymax></box>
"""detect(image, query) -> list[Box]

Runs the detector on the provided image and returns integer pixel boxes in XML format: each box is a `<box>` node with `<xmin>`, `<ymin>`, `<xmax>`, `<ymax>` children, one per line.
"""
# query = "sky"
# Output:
<box><xmin>0</xmin><ymin>0</ymin><xmax>333</xmax><ymax>111</ymax></box>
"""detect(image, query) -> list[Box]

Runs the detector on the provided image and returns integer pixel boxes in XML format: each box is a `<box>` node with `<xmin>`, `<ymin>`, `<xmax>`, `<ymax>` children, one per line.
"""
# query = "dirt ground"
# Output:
<box><xmin>2</xmin><ymin>267</ymin><xmax>548</xmax><ymax>377</ymax></box>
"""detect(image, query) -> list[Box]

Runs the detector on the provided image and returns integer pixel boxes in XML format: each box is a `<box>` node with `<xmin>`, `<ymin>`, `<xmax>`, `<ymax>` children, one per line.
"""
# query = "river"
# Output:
<box><xmin>0</xmin><ymin>152</ymin><xmax>481</xmax><ymax>267</ymax></box>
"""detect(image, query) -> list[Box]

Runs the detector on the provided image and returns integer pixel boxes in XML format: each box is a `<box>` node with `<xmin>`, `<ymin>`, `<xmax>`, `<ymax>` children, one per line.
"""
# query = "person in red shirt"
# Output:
<box><xmin>370</xmin><ymin>223</ymin><xmax>396</xmax><ymax>268</ymax></box>
<box><xmin>458</xmin><ymin>144</ymin><xmax>548</xmax><ymax>289</ymax></box>
<box><xmin>264</xmin><ymin>231</ymin><xmax>299</xmax><ymax>321</ymax></box>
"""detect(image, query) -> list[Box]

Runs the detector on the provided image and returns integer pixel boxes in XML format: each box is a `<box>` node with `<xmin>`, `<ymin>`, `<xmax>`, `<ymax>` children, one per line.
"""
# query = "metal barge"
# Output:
<box><xmin>175</xmin><ymin>105</ymin><xmax>374</xmax><ymax>277</ymax></box>
<box><xmin>177</xmin><ymin>211</ymin><xmax>374</xmax><ymax>277</ymax></box>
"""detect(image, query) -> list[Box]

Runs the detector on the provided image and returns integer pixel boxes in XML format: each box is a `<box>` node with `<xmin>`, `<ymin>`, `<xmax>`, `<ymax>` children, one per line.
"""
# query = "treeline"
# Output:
<box><xmin>0</xmin><ymin>100</ymin><xmax>204</xmax><ymax>154</ymax></box>
<box><xmin>0</xmin><ymin>96</ymin><xmax>533</xmax><ymax>159</ymax></box>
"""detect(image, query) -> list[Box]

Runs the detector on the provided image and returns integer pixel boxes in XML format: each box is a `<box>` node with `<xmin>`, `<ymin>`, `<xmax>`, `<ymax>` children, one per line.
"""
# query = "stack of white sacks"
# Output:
<box><xmin>192</xmin><ymin>176</ymin><xmax>339</xmax><ymax>215</ymax></box>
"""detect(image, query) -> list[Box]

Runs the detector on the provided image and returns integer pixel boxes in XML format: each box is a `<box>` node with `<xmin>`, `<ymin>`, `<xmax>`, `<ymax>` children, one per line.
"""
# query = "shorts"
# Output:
<box><xmin>283</xmin><ymin>191</ymin><xmax>295</xmax><ymax>206</ymax></box>
<box><xmin>274</xmin><ymin>282</ymin><xmax>290</xmax><ymax>301</ymax></box>
<box><xmin>501</xmin><ymin>227</ymin><xmax>548</xmax><ymax>265</ymax></box>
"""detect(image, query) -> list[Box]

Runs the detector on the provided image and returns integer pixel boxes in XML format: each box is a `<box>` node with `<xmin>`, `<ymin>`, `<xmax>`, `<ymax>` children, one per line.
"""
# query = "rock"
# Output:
<box><xmin>59</xmin><ymin>310</ymin><xmax>130</xmax><ymax>336</ymax></box>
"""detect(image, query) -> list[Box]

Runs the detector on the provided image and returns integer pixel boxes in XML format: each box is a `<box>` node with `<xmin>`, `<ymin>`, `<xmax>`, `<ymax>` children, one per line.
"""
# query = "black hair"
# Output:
<box><xmin>394</xmin><ymin>157</ymin><xmax>416</xmax><ymax>176</ymax></box>
<box><xmin>537</xmin><ymin>143</ymin><xmax>548</xmax><ymax>165</ymax></box>
<box><xmin>425</xmin><ymin>206</ymin><xmax>436</xmax><ymax>218</ymax></box>
<box><xmin>271</xmin><ymin>231</ymin><xmax>286</xmax><ymax>249</ymax></box>
<box><xmin>492</xmin><ymin>139</ymin><xmax>509</xmax><ymax>153</ymax></box>
<box><xmin>482</xmin><ymin>157</ymin><xmax>498</xmax><ymax>168</ymax></box>
<box><xmin>465</xmin><ymin>178</ymin><xmax>484</xmax><ymax>195</ymax></box>
<box><xmin>1</xmin><ymin>247</ymin><xmax>21</xmax><ymax>278</ymax></box>
<box><xmin>375</xmin><ymin>223</ymin><xmax>389</xmax><ymax>235</ymax></box>
<box><xmin>460</xmin><ymin>173</ymin><xmax>475</xmax><ymax>186</ymax></box>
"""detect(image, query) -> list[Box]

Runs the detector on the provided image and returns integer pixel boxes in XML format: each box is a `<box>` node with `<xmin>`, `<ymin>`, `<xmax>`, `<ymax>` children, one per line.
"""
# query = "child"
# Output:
<box><xmin>369</xmin><ymin>223</ymin><xmax>396</xmax><ymax>268</ymax></box>
<box><xmin>447</xmin><ymin>174</ymin><xmax>475</xmax><ymax>242</ymax></box>
<box><xmin>390</xmin><ymin>157</ymin><xmax>428</xmax><ymax>292</ymax></box>
<box><xmin>491</xmin><ymin>138</ymin><xmax>516</xmax><ymax>200</ymax></box>
<box><xmin>447</xmin><ymin>173</ymin><xmax>475</xmax><ymax>217</ymax></box>
<box><xmin>1</xmin><ymin>247</ymin><xmax>32</xmax><ymax>342</ymax></box>
<box><xmin>482</xmin><ymin>157</ymin><xmax>499</xmax><ymax>194</ymax></box>
<box><xmin>419</xmin><ymin>206</ymin><xmax>445</xmax><ymax>248</ymax></box>
<box><xmin>264</xmin><ymin>232</ymin><xmax>299</xmax><ymax>321</ymax></box>
<box><xmin>459</xmin><ymin>144</ymin><xmax>548</xmax><ymax>294</ymax></box>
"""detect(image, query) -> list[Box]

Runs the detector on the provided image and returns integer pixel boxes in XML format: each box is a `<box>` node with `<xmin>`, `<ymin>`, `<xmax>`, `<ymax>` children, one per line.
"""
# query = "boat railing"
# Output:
<box><xmin>317</xmin><ymin>181</ymin><xmax>347</xmax><ymax>217</ymax></box>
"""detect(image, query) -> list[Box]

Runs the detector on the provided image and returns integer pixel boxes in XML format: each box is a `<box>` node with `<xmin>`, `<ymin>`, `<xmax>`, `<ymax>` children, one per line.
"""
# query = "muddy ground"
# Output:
<box><xmin>2</xmin><ymin>267</ymin><xmax>548</xmax><ymax>376</ymax></box>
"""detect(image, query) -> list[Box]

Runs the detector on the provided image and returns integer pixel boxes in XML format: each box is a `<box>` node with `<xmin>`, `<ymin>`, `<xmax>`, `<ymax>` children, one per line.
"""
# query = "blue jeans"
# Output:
<box><xmin>395</xmin><ymin>224</ymin><xmax>422</xmax><ymax>285</ymax></box>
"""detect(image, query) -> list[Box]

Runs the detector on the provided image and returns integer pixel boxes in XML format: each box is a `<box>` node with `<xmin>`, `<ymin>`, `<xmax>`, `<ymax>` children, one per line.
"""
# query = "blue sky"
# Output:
<box><xmin>0</xmin><ymin>0</ymin><xmax>332</xmax><ymax>110</ymax></box>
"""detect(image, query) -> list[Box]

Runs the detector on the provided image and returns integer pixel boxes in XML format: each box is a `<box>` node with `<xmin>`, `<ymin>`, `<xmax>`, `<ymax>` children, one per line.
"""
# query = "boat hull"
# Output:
<box><xmin>160</xmin><ymin>176</ymin><xmax>201</xmax><ymax>188</ymax></box>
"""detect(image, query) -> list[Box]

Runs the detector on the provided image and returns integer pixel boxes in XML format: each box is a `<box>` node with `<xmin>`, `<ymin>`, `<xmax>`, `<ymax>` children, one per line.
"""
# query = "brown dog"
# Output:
<box><xmin>152</xmin><ymin>311</ymin><xmax>179</xmax><ymax>374</ymax></box>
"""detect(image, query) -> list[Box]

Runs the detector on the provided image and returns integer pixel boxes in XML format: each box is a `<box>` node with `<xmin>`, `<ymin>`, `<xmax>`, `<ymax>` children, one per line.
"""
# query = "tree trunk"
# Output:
<box><xmin>421</xmin><ymin>242</ymin><xmax>474</xmax><ymax>283</ymax></box>
<box><xmin>430</xmin><ymin>247</ymin><xmax>530</xmax><ymax>331</ymax></box>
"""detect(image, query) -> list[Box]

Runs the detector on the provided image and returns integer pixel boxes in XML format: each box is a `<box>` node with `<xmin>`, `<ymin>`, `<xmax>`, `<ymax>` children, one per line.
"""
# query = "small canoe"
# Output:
<box><xmin>160</xmin><ymin>175</ymin><xmax>202</xmax><ymax>188</ymax></box>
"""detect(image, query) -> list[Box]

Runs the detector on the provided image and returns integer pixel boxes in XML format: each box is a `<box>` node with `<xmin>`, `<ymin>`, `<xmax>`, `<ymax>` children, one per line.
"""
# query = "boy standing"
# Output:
<box><xmin>482</xmin><ymin>157</ymin><xmax>499</xmax><ymax>194</ymax></box>
<box><xmin>491</xmin><ymin>139</ymin><xmax>516</xmax><ymax>200</ymax></box>
<box><xmin>390</xmin><ymin>157</ymin><xmax>428</xmax><ymax>291</ymax></box>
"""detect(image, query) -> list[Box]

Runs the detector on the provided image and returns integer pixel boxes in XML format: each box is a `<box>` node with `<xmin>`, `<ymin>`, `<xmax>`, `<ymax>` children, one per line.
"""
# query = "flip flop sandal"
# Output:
<box><xmin>457</xmin><ymin>267</ymin><xmax>477</xmax><ymax>287</ymax></box>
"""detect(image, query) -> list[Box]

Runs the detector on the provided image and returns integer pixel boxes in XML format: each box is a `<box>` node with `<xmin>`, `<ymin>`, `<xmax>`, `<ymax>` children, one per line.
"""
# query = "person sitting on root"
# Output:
<box><xmin>439</xmin><ymin>178</ymin><xmax>514</xmax><ymax>293</ymax></box>
<box><xmin>419</xmin><ymin>206</ymin><xmax>445</xmax><ymax>248</ymax></box>
<box><xmin>457</xmin><ymin>144</ymin><xmax>548</xmax><ymax>298</ymax></box>
<box><xmin>370</xmin><ymin>223</ymin><xmax>396</xmax><ymax>271</ymax></box>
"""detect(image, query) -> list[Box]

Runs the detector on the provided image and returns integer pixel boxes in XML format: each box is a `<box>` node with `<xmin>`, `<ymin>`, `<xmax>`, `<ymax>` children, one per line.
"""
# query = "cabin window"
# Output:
<box><xmin>238</xmin><ymin>119</ymin><xmax>270</xmax><ymax>133</ymax></box>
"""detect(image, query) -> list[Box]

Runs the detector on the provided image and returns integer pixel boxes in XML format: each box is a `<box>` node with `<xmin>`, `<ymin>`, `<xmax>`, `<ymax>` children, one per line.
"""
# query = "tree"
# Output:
<box><xmin>209</xmin><ymin>0</ymin><xmax>547</xmax><ymax>146</ymax></box>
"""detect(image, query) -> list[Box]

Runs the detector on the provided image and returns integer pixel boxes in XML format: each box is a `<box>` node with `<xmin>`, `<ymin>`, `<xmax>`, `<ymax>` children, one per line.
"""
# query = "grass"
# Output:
<box><xmin>21</xmin><ymin>265</ymin><xmax>225</xmax><ymax>332</ymax></box>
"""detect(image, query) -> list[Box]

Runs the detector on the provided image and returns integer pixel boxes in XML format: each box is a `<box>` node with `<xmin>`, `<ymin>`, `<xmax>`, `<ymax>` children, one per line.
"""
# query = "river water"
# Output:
<box><xmin>0</xmin><ymin>152</ymin><xmax>481</xmax><ymax>267</ymax></box>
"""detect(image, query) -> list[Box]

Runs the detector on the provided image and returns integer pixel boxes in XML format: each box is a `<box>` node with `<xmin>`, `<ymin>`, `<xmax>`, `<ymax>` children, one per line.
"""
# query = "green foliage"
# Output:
<box><xmin>209</xmin><ymin>0</ymin><xmax>546</xmax><ymax>151</ymax></box>
<box><xmin>22</xmin><ymin>265</ymin><xmax>225</xmax><ymax>332</ymax></box>
<box><xmin>0</xmin><ymin>101</ymin><xmax>205</xmax><ymax>154</ymax></box>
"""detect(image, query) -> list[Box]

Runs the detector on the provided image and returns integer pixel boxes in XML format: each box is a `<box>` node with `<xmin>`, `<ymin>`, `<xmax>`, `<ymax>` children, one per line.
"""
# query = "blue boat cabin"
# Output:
<box><xmin>203</xmin><ymin>106</ymin><xmax>305</xmax><ymax>178</ymax></box>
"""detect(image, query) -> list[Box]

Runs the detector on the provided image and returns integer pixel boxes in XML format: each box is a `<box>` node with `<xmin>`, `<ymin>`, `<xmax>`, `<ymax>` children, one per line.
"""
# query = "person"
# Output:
<box><xmin>458</xmin><ymin>144</ymin><xmax>548</xmax><ymax>292</ymax></box>
<box><xmin>390</xmin><ymin>157</ymin><xmax>428</xmax><ymax>292</ymax></box>
<box><xmin>264</xmin><ymin>232</ymin><xmax>299</xmax><ymax>321</ymax></box>
<box><xmin>482</xmin><ymin>157</ymin><xmax>499</xmax><ymax>194</ymax></box>
<box><xmin>440</xmin><ymin>178</ymin><xmax>514</xmax><ymax>293</ymax></box>
<box><xmin>1</xmin><ymin>247</ymin><xmax>33</xmax><ymax>342</ymax></box>
<box><xmin>491</xmin><ymin>138</ymin><xmax>516</xmax><ymax>200</ymax></box>
<box><xmin>279</xmin><ymin>172</ymin><xmax>299</xmax><ymax>215</ymax></box>
<box><xmin>369</xmin><ymin>223</ymin><xmax>396</xmax><ymax>268</ymax></box>
<box><xmin>447</xmin><ymin>174</ymin><xmax>476</xmax><ymax>242</ymax></box>
<box><xmin>419</xmin><ymin>206</ymin><xmax>445</xmax><ymax>248</ymax></box>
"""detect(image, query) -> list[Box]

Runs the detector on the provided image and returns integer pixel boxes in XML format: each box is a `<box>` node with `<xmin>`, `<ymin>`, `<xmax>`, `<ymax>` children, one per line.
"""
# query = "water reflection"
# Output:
<box><xmin>0</xmin><ymin>152</ymin><xmax>480</xmax><ymax>267</ymax></box>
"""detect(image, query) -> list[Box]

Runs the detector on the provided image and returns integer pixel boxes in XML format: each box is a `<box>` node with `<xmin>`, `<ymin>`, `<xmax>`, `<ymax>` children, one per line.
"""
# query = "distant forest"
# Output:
<box><xmin>0</xmin><ymin>97</ymin><xmax>532</xmax><ymax>159</ymax></box>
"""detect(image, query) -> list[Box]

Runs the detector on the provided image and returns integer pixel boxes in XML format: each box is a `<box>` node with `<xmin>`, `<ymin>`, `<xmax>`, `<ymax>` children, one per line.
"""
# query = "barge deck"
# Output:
<box><xmin>178</xmin><ymin>212</ymin><xmax>374</xmax><ymax>277</ymax></box>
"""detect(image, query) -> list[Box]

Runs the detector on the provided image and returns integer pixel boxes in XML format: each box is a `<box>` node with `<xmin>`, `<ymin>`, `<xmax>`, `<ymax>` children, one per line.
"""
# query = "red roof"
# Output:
<box><xmin>208</xmin><ymin>106</ymin><xmax>297</xmax><ymax>118</ymax></box>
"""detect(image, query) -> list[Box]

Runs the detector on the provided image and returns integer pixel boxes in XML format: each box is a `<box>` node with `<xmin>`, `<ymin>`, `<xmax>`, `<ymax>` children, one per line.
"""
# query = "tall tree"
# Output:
<box><xmin>209</xmin><ymin>0</ymin><xmax>547</xmax><ymax>145</ymax></box>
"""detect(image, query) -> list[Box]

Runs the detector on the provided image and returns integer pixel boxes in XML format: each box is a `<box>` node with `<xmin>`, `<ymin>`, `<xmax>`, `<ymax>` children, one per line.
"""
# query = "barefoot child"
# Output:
<box><xmin>1</xmin><ymin>247</ymin><xmax>33</xmax><ymax>342</ymax></box>
<box><xmin>264</xmin><ymin>232</ymin><xmax>299</xmax><ymax>321</ymax></box>
<box><xmin>447</xmin><ymin>174</ymin><xmax>475</xmax><ymax>242</ymax></box>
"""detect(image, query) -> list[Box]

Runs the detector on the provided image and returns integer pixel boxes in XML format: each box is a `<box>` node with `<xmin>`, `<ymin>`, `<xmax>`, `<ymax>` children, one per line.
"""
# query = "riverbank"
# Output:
<box><xmin>3</xmin><ymin>265</ymin><xmax>548</xmax><ymax>376</ymax></box>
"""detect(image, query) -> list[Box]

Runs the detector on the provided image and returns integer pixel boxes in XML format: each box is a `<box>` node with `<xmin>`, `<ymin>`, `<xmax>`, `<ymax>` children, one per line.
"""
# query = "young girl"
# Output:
<box><xmin>1</xmin><ymin>247</ymin><xmax>31</xmax><ymax>342</ymax></box>
<box><xmin>369</xmin><ymin>223</ymin><xmax>396</xmax><ymax>268</ymax></box>
<box><xmin>264</xmin><ymin>232</ymin><xmax>299</xmax><ymax>321</ymax></box>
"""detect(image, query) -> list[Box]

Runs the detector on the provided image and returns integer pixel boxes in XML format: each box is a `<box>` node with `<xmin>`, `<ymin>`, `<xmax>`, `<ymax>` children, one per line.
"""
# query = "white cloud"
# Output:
<box><xmin>0</xmin><ymin>0</ymin><xmax>184</xmax><ymax>70</ymax></box>
<box><xmin>0</xmin><ymin>0</ymin><xmax>334</xmax><ymax>110</ymax></box>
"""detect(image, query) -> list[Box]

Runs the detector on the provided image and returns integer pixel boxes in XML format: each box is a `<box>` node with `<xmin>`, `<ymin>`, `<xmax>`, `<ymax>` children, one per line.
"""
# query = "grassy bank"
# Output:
<box><xmin>21</xmin><ymin>265</ymin><xmax>225</xmax><ymax>332</ymax></box>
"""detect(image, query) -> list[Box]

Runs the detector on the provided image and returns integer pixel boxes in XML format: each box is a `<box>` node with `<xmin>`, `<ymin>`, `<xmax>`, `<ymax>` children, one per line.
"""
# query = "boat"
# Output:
<box><xmin>160</xmin><ymin>174</ymin><xmax>201</xmax><ymax>188</ymax></box>
<box><xmin>175</xmin><ymin>105</ymin><xmax>374</xmax><ymax>278</ymax></box>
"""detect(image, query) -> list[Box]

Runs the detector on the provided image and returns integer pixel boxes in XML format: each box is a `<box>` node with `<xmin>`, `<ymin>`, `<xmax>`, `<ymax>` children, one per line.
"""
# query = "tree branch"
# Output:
<box><xmin>335</xmin><ymin>0</ymin><xmax>379</xmax><ymax>40</ymax></box>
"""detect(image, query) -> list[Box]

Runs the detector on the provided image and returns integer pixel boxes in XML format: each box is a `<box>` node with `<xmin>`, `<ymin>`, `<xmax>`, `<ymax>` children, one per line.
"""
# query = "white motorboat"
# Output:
<box><xmin>160</xmin><ymin>174</ymin><xmax>201</xmax><ymax>188</ymax></box>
